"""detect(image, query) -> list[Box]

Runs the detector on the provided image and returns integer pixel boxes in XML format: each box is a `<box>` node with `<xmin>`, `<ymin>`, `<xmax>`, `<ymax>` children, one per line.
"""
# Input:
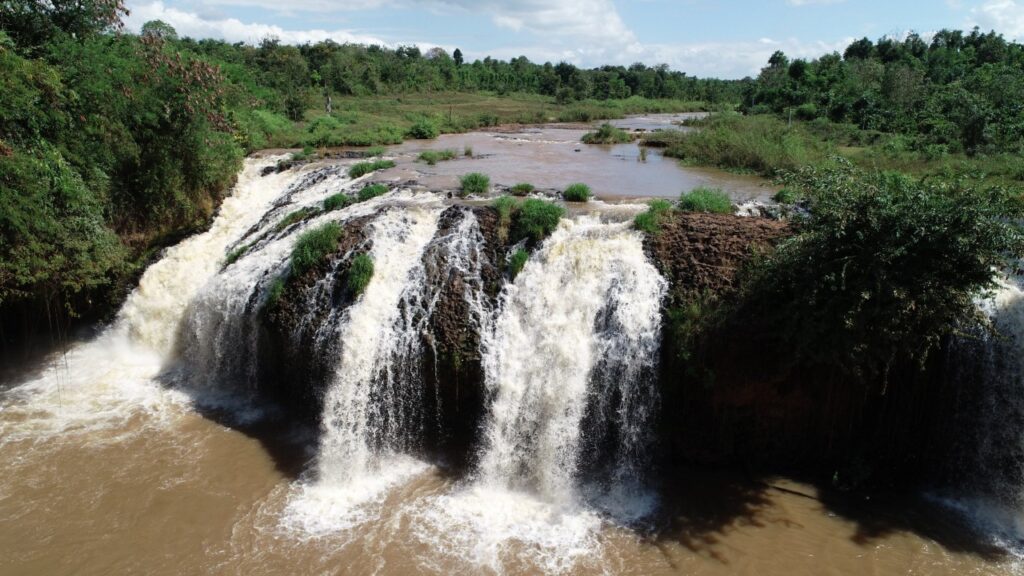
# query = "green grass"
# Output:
<box><xmin>406</xmin><ymin>119</ymin><xmax>439</xmax><ymax>139</ymax></box>
<box><xmin>510</xmin><ymin>183</ymin><xmax>535</xmax><ymax>196</ymax></box>
<box><xmin>512</xmin><ymin>198</ymin><xmax>565</xmax><ymax>244</ymax></box>
<box><xmin>634</xmin><ymin>199</ymin><xmax>675</xmax><ymax>233</ymax></box>
<box><xmin>562</xmin><ymin>183</ymin><xmax>592</xmax><ymax>202</ymax></box>
<box><xmin>772</xmin><ymin>188</ymin><xmax>801</xmax><ymax>205</ymax></box>
<box><xmin>225</xmin><ymin>242</ymin><xmax>254</xmax><ymax>265</ymax></box>
<box><xmin>275</xmin><ymin>207</ymin><xmax>321</xmax><ymax>232</ymax></box>
<box><xmin>581</xmin><ymin>123</ymin><xmax>632</xmax><ymax>144</ymax></box>
<box><xmin>324</xmin><ymin>193</ymin><xmax>354</xmax><ymax>211</ymax></box>
<box><xmin>357</xmin><ymin>184</ymin><xmax>389</xmax><ymax>202</ymax></box>
<box><xmin>493</xmin><ymin>195</ymin><xmax>517</xmax><ymax>242</ymax></box>
<box><xmin>509</xmin><ymin>248</ymin><xmax>529</xmax><ymax>279</ymax></box>
<box><xmin>348</xmin><ymin>159</ymin><xmax>396</xmax><ymax>178</ymax></box>
<box><xmin>460</xmin><ymin>172</ymin><xmax>491</xmax><ymax>196</ymax></box>
<box><xmin>418</xmin><ymin>149</ymin><xmax>458</xmax><ymax>165</ymax></box>
<box><xmin>364</xmin><ymin>146</ymin><xmax>386</xmax><ymax>157</ymax></box>
<box><xmin>265</xmin><ymin>275</ymin><xmax>287</xmax><ymax>310</ymax></box>
<box><xmin>291</xmin><ymin>222</ymin><xmax>343</xmax><ymax>277</ymax></box>
<box><xmin>662</xmin><ymin>114</ymin><xmax>830</xmax><ymax>176</ymax></box>
<box><xmin>347</xmin><ymin>253</ymin><xmax>374</xmax><ymax>296</ymax></box>
<box><xmin>679</xmin><ymin>187</ymin><xmax>733</xmax><ymax>214</ymax></box>
<box><xmin>640</xmin><ymin>129</ymin><xmax>688</xmax><ymax>148</ymax></box>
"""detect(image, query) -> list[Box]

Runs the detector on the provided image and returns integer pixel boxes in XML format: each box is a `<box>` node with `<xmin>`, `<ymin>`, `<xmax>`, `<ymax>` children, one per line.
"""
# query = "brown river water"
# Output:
<box><xmin>0</xmin><ymin>117</ymin><xmax>1020</xmax><ymax>575</ymax></box>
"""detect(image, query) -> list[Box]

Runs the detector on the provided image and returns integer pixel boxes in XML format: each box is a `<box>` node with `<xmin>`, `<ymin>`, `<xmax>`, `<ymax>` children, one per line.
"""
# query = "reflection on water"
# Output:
<box><xmin>383</xmin><ymin>114</ymin><xmax>772</xmax><ymax>202</ymax></box>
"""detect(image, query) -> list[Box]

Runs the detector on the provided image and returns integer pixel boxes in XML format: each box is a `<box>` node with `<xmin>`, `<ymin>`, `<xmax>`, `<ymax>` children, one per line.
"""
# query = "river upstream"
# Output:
<box><xmin>1</xmin><ymin>116</ymin><xmax>1020</xmax><ymax>575</ymax></box>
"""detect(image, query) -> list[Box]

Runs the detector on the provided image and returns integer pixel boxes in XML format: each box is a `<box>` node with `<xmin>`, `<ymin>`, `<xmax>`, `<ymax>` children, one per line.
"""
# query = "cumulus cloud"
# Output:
<box><xmin>969</xmin><ymin>0</ymin><xmax>1024</xmax><ymax>39</ymax></box>
<box><xmin>124</xmin><ymin>1</ymin><xmax>390</xmax><ymax>45</ymax></box>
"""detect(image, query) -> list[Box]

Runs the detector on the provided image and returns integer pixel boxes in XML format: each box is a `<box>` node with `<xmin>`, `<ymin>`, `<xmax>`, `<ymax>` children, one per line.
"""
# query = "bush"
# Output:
<box><xmin>509</xmin><ymin>248</ymin><xmax>529</xmax><ymax>278</ymax></box>
<box><xmin>460</xmin><ymin>172</ymin><xmax>490</xmax><ymax>196</ymax></box>
<box><xmin>348</xmin><ymin>159</ymin><xmax>396</xmax><ymax>178</ymax></box>
<box><xmin>418</xmin><ymin>149</ymin><xmax>457</xmax><ymax>165</ymax></box>
<box><xmin>324</xmin><ymin>193</ymin><xmax>353</xmax><ymax>211</ymax></box>
<box><xmin>291</xmin><ymin>222</ymin><xmax>343</xmax><ymax>277</ymax></box>
<box><xmin>357</xmin><ymin>184</ymin><xmax>389</xmax><ymax>202</ymax></box>
<box><xmin>772</xmin><ymin>188</ymin><xmax>801</xmax><ymax>204</ymax></box>
<box><xmin>407</xmin><ymin>119</ymin><xmax>439</xmax><ymax>139</ymax></box>
<box><xmin>512</xmin><ymin>199</ymin><xmax>565</xmax><ymax>244</ymax></box>
<box><xmin>563</xmin><ymin>183</ymin><xmax>592</xmax><ymax>202</ymax></box>
<box><xmin>634</xmin><ymin>199</ymin><xmax>674</xmax><ymax>233</ymax></box>
<box><xmin>679</xmin><ymin>187</ymin><xmax>732</xmax><ymax>214</ymax></box>
<box><xmin>347</xmin><ymin>253</ymin><xmax>374</xmax><ymax>296</ymax></box>
<box><xmin>738</xmin><ymin>163</ymin><xmax>1024</xmax><ymax>379</ymax></box>
<box><xmin>510</xmin><ymin>183</ymin><xmax>535</xmax><ymax>196</ymax></box>
<box><xmin>581</xmin><ymin>123</ymin><xmax>632</xmax><ymax>144</ymax></box>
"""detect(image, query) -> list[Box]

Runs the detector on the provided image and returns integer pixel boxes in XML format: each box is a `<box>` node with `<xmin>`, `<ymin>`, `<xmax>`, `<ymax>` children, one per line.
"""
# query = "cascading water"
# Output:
<box><xmin>283</xmin><ymin>202</ymin><xmax>446</xmax><ymax>534</ymax></box>
<box><xmin>0</xmin><ymin>156</ymin><xmax>295</xmax><ymax>442</ymax></box>
<box><xmin>409</xmin><ymin>215</ymin><xmax>667</xmax><ymax>572</ymax></box>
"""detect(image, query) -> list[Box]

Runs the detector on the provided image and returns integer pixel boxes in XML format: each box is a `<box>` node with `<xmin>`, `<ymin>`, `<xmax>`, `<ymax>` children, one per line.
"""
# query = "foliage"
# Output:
<box><xmin>348</xmin><ymin>159</ymin><xmax>396</xmax><ymax>178</ymax></box>
<box><xmin>663</xmin><ymin>114</ymin><xmax>829</xmax><ymax>175</ymax></box>
<box><xmin>290</xmin><ymin>221</ymin><xmax>343</xmax><ymax>277</ymax></box>
<box><xmin>772</xmin><ymin>187</ymin><xmax>802</xmax><ymax>204</ymax></box>
<box><xmin>737</xmin><ymin>162</ymin><xmax>1024</xmax><ymax>380</ymax></box>
<box><xmin>510</xmin><ymin>182</ymin><xmax>535</xmax><ymax>196</ymax></box>
<box><xmin>511</xmin><ymin>198</ymin><xmax>565</xmax><ymax>244</ymax></box>
<box><xmin>493</xmin><ymin>195</ymin><xmax>516</xmax><ymax>242</ymax></box>
<box><xmin>679</xmin><ymin>187</ymin><xmax>733</xmax><ymax>214</ymax></box>
<box><xmin>634</xmin><ymin>199</ymin><xmax>674</xmax><ymax>233</ymax></box>
<box><xmin>406</xmin><ymin>119</ymin><xmax>439</xmax><ymax>139</ymax></box>
<box><xmin>323</xmin><ymin>192</ymin><xmax>353</xmax><ymax>211</ymax></box>
<box><xmin>347</xmin><ymin>253</ymin><xmax>374</xmax><ymax>296</ymax></box>
<box><xmin>562</xmin><ymin>183</ymin><xmax>592</xmax><ymax>202</ymax></box>
<box><xmin>459</xmin><ymin>172</ymin><xmax>490</xmax><ymax>196</ymax></box>
<box><xmin>581</xmin><ymin>123</ymin><xmax>632</xmax><ymax>144</ymax></box>
<box><xmin>417</xmin><ymin>149</ymin><xmax>457</xmax><ymax>165</ymax></box>
<box><xmin>357</xmin><ymin>183</ymin><xmax>389</xmax><ymax>202</ymax></box>
<box><xmin>275</xmin><ymin>207</ymin><xmax>320</xmax><ymax>232</ymax></box>
<box><xmin>509</xmin><ymin>248</ymin><xmax>529</xmax><ymax>279</ymax></box>
<box><xmin>264</xmin><ymin>275</ymin><xmax>286</xmax><ymax>310</ymax></box>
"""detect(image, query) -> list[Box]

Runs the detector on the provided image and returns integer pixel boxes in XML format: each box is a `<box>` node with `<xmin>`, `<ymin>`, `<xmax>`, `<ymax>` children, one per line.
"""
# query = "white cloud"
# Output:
<box><xmin>125</xmin><ymin>1</ymin><xmax>390</xmax><ymax>45</ymax></box>
<box><xmin>969</xmin><ymin>0</ymin><xmax>1024</xmax><ymax>39</ymax></box>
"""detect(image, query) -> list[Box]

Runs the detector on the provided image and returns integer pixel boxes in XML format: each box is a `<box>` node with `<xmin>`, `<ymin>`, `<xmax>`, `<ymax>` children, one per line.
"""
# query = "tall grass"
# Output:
<box><xmin>349</xmin><ymin>159</ymin><xmax>396</xmax><ymax>178</ymax></box>
<box><xmin>418</xmin><ymin>149</ymin><xmax>457</xmax><ymax>165</ymax></box>
<box><xmin>357</xmin><ymin>184</ymin><xmax>389</xmax><ymax>202</ymax></box>
<box><xmin>581</xmin><ymin>123</ymin><xmax>632</xmax><ymax>144</ymax></box>
<box><xmin>510</xmin><ymin>183</ymin><xmax>535</xmax><ymax>196</ymax></box>
<box><xmin>460</xmin><ymin>173</ymin><xmax>490</xmax><ymax>196</ymax></box>
<box><xmin>347</xmin><ymin>253</ymin><xmax>374</xmax><ymax>296</ymax></box>
<box><xmin>634</xmin><ymin>199</ymin><xmax>674</xmax><ymax>233</ymax></box>
<box><xmin>663</xmin><ymin>114</ymin><xmax>829</xmax><ymax>175</ymax></box>
<box><xmin>563</xmin><ymin>183</ymin><xmax>592</xmax><ymax>202</ymax></box>
<box><xmin>291</xmin><ymin>222</ymin><xmax>343</xmax><ymax>276</ymax></box>
<box><xmin>679</xmin><ymin>187</ymin><xmax>733</xmax><ymax>214</ymax></box>
<box><xmin>512</xmin><ymin>198</ymin><xmax>565</xmax><ymax>243</ymax></box>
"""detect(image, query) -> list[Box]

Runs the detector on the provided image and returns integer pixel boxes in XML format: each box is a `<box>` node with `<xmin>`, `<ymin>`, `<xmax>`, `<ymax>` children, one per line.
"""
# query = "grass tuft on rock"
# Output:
<box><xmin>581</xmin><ymin>123</ymin><xmax>632</xmax><ymax>144</ymax></box>
<box><xmin>275</xmin><ymin>206</ymin><xmax>321</xmax><ymax>232</ymax></box>
<box><xmin>347</xmin><ymin>253</ymin><xmax>374</xmax><ymax>296</ymax></box>
<box><xmin>509</xmin><ymin>248</ymin><xmax>530</xmax><ymax>279</ymax></box>
<box><xmin>291</xmin><ymin>222</ymin><xmax>343</xmax><ymax>277</ymax></box>
<box><xmin>510</xmin><ymin>183</ymin><xmax>535</xmax><ymax>196</ymax></box>
<box><xmin>324</xmin><ymin>193</ymin><xmax>354</xmax><ymax>211</ymax></box>
<box><xmin>634</xmin><ymin>199</ymin><xmax>675</xmax><ymax>233</ymax></box>
<box><xmin>418</xmin><ymin>149</ymin><xmax>458</xmax><ymax>165</ymax></box>
<box><xmin>679</xmin><ymin>187</ymin><xmax>732</xmax><ymax>214</ymax></box>
<box><xmin>349</xmin><ymin>159</ymin><xmax>396</xmax><ymax>178</ymax></box>
<box><xmin>460</xmin><ymin>172</ymin><xmax>490</xmax><ymax>197</ymax></box>
<box><xmin>357</xmin><ymin>184</ymin><xmax>389</xmax><ymax>202</ymax></box>
<box><xmin>512</xmin><ymin>198</ymin><xmax>565</xmax><ymax>244</ymax></box>
<box><xmin>563</xmin><ymin>183</ymin><xmax>592</xmax><ymax>202</ymax></box>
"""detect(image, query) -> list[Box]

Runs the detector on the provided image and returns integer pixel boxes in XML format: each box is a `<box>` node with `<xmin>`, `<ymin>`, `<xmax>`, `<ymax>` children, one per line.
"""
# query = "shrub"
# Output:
<box><xmin>738</xmin><ymin>163</ymin><xmax>1024</xmax><ymax>379</ymax></box>
<box><xmin>772</xmin><ymin>188</ymin><xmax>801</xmax><ymax>204</ymax></box>
<box><xmin>324</xmin><ymin>193</ymin><xmax>353</xmax><ymax>211</ymax></box>
<box><xmin>641</xmin><ymin>129</ymin><xmax>687</xmax><ymax>148</ymax></box>
<box><xmin>357</xmin><ymin>184</ymin><xmax>389</xmax><ymax>202</ymax></box>
<box><xmin>563</xmin><ymin>183</ymin><xmax>592</xmax><ymax>202</ymax></box>
<box><xmin>512</xmin><ymin>199</ymin><xmax>565</xmax><ymax>244</ymax></box>
<box><xmin>510</xmin><ymin>183</ymin><xmax>535</xmax><ymax>196</ymax></box>
<box><xmin>679</xmin><ymin>187</ymin><xmax>732</xmax><ymax>214</ymax></box>
<box><xmin>634</xmin><ymin>199</ymin><xmax>674</xmax><ymax>233</ymax></box>
<box><xmin>348</xmin><ymin>159</ymin><xmax>396</xmax><ymax>178</ymax></box>
<box><xmin>460</xmin><ymin>172</ymin><xmax>490</xmax><ymax>196</ymax></box>
<box><xmin>418</xmin><ymin>149</ymin><xmax>457</xmax><ymax>165</ymax></box>
<box><xmin>291</xmin><ymin>222</ymin><xmax>343</xmax><ymax>277</ymax></box>
<box><xmin>347</xmin><ymin>253</ymin><xmax>374</xmax><ymax>296</ymax></box>
<box><xmin>407</xmin><ymin>119</ymin><xmax>439</xmax><ymax>139</ymax></box>
<box><xmin>581</xmin><ymin>123</ymin><xmax>631</xmax><ymax>144</ymax></box>
<box><xmin>509</xmin><ymin>248</ymin><xmax>529</xmax><ymax>278</ymax></box>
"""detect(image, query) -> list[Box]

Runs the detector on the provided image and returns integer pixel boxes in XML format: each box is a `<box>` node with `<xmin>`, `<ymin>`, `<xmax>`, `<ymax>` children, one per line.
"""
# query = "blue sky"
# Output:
<box><xmin>124</xmin><ymin>0</ymin><xmax>1024</xmax><ymax>78</ymax></box>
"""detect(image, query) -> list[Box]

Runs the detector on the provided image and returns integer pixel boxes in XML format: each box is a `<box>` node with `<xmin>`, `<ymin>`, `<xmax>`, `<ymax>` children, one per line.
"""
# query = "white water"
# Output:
<box><xmin>0</xmin><ymin>157</ymin><xmax>293</xmax><ymax>443</ymax></box>
<box><xmin>410</xmin><ymin>216</ymin><xmax>667</xmax><ymax>573</ymax></box>
<box><xmin>284</xmin><ymin>202</ymin><xmax>444</xmax><ymax>535</ymax></box>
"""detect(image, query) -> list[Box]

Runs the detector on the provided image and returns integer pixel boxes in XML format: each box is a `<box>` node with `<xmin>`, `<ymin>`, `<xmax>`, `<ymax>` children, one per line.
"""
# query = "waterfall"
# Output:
<box><xmin>0</xmin><ymin>156</ymin><xmax>294</xmax><ymax>441</ymax></box>
<box><xmin>283</xmin><ymin>202</ymin><xmax>445</xmax><ymax>534</ymax></box>
<box><xmin>477</xmin><ymin>216</ymin><xmax>667</xmax><ymax>509</ymax></box>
